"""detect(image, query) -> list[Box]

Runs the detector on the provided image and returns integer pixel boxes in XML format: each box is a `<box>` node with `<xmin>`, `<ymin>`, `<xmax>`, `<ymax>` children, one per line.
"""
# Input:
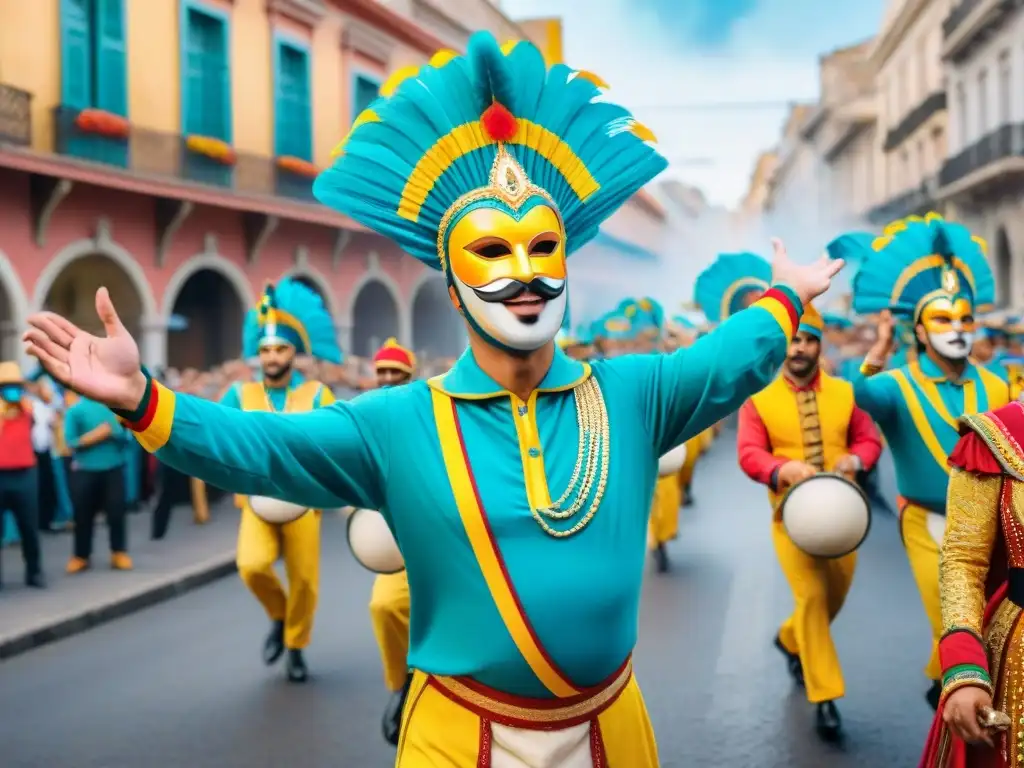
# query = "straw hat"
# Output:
<box><xmin>0</xmin><ymin>361</ymin><xmax>24</xmax><ymax>386</ymax></box>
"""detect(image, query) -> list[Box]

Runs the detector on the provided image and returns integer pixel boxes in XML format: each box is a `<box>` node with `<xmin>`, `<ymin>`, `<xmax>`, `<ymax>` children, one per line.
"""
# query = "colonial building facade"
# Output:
<box><xmin>0</xmin><ymin>0</ymin><xmax>664</xmax><ymax>369</ymax></box>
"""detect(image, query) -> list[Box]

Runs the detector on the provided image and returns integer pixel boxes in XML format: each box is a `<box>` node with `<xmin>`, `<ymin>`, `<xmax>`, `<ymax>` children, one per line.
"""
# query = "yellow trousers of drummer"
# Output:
<box><xmin>899</xmin><ymin>502</ymin><xmax>942</xmax><ymax>681</ymax></box>
<box><xmin>773</xmin><ymin>521</ymin><xmax>857</xmax><ymax>703</ymax></box>
<box><xmin>369</xmin><ymin>571</ymin><xmax>411</xmax><ymax>692</ymax></box>
<box><xmin>648</xmin><ymin>474</ymin><xmax>681</xmax><ymax>548</ymax></box>
<box><xmin>397</xmin><ymin>673</ymin><xmax>659</xmax><ymax>767</ymax></box>
<box><xmin>236</xmin><ymin>506</ymin><xmax>321</xmax><ymax>649</ymax></box>
<box><xmin>676</xmin><ymin>435</ymin><xmax>702</xmax><ymax>492</ymax></box>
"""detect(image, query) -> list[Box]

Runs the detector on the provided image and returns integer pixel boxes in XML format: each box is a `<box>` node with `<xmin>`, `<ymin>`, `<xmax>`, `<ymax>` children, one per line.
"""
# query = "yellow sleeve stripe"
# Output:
<box><xmin>752</xmin><ymin>287</ymin><xmax>799</xmax><ymax>342</ymax></box>
<box><xmin>127</xmin><ymin>380</ymin><xmax>176</xmax><ymax>453</ymax></box>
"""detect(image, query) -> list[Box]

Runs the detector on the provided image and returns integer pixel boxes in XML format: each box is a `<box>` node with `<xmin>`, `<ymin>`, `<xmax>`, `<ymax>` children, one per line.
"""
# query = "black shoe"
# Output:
<box><xmin>25</xmin><ymin>571</ymin><xmax>46</xmax><ymax>589</ymax></box>
<box><xmin>683</xmin><ymin>487</ymin><xmax>694</xmax><ymax>507</ymax></box>
<box><xmin>773</xmin><ymin>635</ymin><xmax>805</xmax><ymax>686</ymax></box>
<box><xmin>382</xmin><ymin>672</ymin><xmax>414</xmax><ymax>746</ymax></box>
<box><xmin>286</xmin><ymin>649</ymin><xmax>308</xmax><ymax>683</ymax></box>
<box><xmin>262</xmin><ymin>620</ymin><xmax>285</xmax><ymax>666</ymax></box>
<box><xmin>653</xmin><ymin>543</ymin><xmax>670</xmax><ymax>573</ymax></box>
<box><xmin>926</xmin><ymin>681</ymin><xmax>941</xmax><ymax>711</ymax></box>
<box><xmin>815</xmin><ymin>701</ymin><xmax>842</xmax><ymax>740</ymax></box>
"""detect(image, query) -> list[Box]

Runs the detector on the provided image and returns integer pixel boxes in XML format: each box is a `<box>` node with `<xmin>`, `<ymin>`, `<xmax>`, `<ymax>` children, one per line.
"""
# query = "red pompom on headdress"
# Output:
<box><xmin>481</xmin><ymin>102</ymin><xmax>517</xmax><ymax>142</ymax></box>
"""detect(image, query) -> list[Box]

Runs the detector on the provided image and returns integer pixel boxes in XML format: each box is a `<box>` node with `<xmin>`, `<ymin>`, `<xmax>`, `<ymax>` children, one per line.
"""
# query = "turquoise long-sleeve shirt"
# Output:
<box><xmin>65</xmin><ymin>397</ymin><xmax>127</xmax><ymax>472</ymax></box>
<box><xmin>118</xmin><ymin>287</ymin><xmax>801</xmax><ymax>697</ymax></box>
<box><xmin>853</xmin><ymin>355</ymin><xmax>1009</xmax><ymax>512</ymax></box>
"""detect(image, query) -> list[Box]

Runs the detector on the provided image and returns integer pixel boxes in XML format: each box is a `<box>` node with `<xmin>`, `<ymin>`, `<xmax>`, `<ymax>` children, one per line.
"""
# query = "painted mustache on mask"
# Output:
<box><xmin>471</xmin><ymin>276</ymin><xmax>565</xmax><ymax>303</ymax></box>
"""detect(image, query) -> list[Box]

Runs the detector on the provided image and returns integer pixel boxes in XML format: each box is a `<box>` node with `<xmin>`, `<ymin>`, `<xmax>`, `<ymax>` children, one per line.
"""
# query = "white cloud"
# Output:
<box><xmin>501</xmin><ymin>0</ymin><xmax>883</xmax><ymax>208</ymax></box>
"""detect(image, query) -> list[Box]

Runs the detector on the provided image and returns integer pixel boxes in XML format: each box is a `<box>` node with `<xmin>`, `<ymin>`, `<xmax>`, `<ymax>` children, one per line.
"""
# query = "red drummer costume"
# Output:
<box><xmin>737</xmin><ymin>302</ymin><xmax>881</xmax><ymax>738</ymax></box>
<box><xmin>366</xmin><ymin>338</ymin><xmax>417</xmax><ymax>746</ymax></box>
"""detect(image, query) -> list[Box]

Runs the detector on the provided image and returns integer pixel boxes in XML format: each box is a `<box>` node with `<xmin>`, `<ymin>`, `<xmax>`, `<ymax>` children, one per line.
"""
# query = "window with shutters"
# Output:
<box><xmin>274</xmin><ymin>38</ymin><xmax>312</xmax><ymax>161</ymax></box>
<box><xmin>181</xmin><ymin>3</ymin><xmax>231</xmax><ymax>142</ymax></box>
<box><xmin>60</xmin><ymin>0</ymin><xmax>127</xmax><ymax>116</ymax></box>
<box><xmin>352</xmin><ymin>75</ymin><xmax>380</xmax><ymax>121</ymax></box>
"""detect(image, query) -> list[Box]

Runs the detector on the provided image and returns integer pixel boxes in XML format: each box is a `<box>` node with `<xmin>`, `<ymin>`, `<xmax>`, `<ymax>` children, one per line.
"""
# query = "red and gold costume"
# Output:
<box><xmin>737</xmin><ymin>306</ymin><xmax>882</xmax><ymax>706</ymax></box>
<box><xmin>921</xmin><ymin>401</ymin><xmax>1024</xmax><ymax>767</ymax></box>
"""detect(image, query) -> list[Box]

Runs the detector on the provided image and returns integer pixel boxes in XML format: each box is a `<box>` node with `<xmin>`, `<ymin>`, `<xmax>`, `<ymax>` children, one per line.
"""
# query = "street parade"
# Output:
<box><xmin>2</xmin><ymin>1</ymin><xmax>1024</xmax><ymax>766</ymax></box>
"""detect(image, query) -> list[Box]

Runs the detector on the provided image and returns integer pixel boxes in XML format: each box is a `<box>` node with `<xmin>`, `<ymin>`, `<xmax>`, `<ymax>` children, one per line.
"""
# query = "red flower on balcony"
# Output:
<box><xmin>185</xmin><ymin>134</ymin><xmax>237</xmax><ymax>166</ymax></box>
<box><xmin>276</xmin><ymin>155</ymin><xmax>319</xmax><ymax>178</ymax></box>
<box><xmin>74</xmin><ymin>109</ymin><xmax>130</xmax><ymax>140</ymax></box>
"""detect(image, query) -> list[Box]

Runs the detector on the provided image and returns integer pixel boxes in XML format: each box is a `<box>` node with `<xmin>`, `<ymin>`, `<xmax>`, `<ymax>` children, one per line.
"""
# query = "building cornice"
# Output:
<box><xmin>329</xmin><ymin>0</ymin><xmax>448</xmax><ymax>56</ymax></box>
<box><xmin>267</xmin><ymin>0</ymin><xmax>327</xmax><ymax>28</ymax></box>
<box><xmin>871</xmin><ymin>0</ymin><xmax>931</xmax><ymax>68</ymax></box>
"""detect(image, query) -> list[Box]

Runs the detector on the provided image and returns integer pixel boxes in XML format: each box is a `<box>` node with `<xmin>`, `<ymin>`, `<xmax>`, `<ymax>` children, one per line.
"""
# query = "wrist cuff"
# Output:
<box><xmin>111</xmin><ymin>368</ymin><xmax>154</xmax><ymax>427</ymax></box>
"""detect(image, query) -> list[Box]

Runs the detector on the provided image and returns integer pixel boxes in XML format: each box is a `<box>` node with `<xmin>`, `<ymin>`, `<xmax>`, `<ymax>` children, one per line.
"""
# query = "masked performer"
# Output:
<box><xmin>737</xmin><ymin>302</ymin><xmax>881</xmax><ymax>739</ymax></box>
<box><xmin>25</xmin><ymin>33</ymin><xmax>840</xmax><ymax>765</ymax></box>
<box><xmin>918</xmin><ymin>401</ymin><xmax>1024</xmax><ymax>767</ymax></box>
<box><xmin>827</xmin><ymin>214</ymin><xmax>1010</xmax><ymax>709</ymax></box>
<box><xmin>366</xmin><ymin>338</ymin><xmax>417</xmax><ymax>745</ymax></box>
<box><xmin>220</xmin><ymin>278</ymin><xmax>340</xmax><ymax>683</ymax></box>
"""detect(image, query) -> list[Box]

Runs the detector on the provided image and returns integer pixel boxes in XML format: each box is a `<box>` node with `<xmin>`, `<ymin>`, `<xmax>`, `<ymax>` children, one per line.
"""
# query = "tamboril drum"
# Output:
<box><xmin>658</xmin><ymin>443</ymin><xmax>688</xmax><ymax>476</ymax></box>
<box><xmin>780</xmin><ymin>473</ymin><xmax>870</xmax><ymax>559</ymax></box>
<box><xmin>346</xmin><ymin>508</ymin><xmax>405</xmax><ymax>574</ymax></box>
<box><xmin>248</xmin><ymin>496</ymin><xmax>309</xmax><ymax>524</ymax></box>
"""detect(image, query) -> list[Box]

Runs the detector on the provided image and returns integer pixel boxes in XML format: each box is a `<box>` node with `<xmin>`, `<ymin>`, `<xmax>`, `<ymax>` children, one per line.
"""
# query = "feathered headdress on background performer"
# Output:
<box><xmin>590</xmin><ymin>311</ymin><xmax>633</xmax><ymax>342</ymax></box>
<box><xmin>242</xmin><ymin>278</ymin><xmax>342</xmax><ymax>363</ymax></box>
<box><xmin>821</xmin><ymin>311</ymin><xmax>853</xmax><ymax>330</ymax></box>
<box><xmin>693</xmin><ymin>252</ymin><xmax>772</xmax><ymax>324</ymax></box>
<box><xmin>313</xmin><ymin>31</ymin><xmax>667</xmax><ymax>274</ymax></box>
<box><xmin>826</xmin><ymin>213</ymin><xmax>995</xmax><ymax>321</ymax></box>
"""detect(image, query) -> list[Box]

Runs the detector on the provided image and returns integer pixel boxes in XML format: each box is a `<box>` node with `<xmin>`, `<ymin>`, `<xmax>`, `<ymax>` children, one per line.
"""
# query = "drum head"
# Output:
<box><xmin>780</xmin><ymin>473</ymin><xmax>871</xmax><ymax>559</ymax></box>
<box><xmin>248</xmin><ymin>496</ymin><xmax>309</xmax><ymax>524</ymax></box>
<box><xmin>346</xmin><ymin>509</ymin><xmax>405</xmax><ymax>574</ymax></box>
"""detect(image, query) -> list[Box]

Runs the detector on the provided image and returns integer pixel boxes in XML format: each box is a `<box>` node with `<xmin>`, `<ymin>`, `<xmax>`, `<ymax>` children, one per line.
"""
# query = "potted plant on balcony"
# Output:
<box><xmin>185</xmin><ymin>135</ymin><xmax>237</xmax><ymax>166</ymax></box>
<box><xmin>276</xmin><ymin>155</ymin><xmax>318</xmax><ymax>178</ymax></box>
<box><xmin>74</xmin><ymin>109</ymin><xmax>131</xmax><ymax>140</ymax></box>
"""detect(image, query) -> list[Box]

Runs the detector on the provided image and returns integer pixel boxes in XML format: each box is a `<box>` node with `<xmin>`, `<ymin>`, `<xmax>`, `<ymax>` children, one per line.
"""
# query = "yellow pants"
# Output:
<box><xmin>772</xmin><ymin>522</ymin><xmax>857</xmax><ymax>703</ymax></box>
<box><xmin>236</xmin><ymin>506</ymin><xmax>321</xmax><ymax>649</ymax></box>
<box><xmin>370</xmin><ymin>570</ymin><xmax>412</xmax><ymax>692</ymax></box>
<box><xmin>899</xmin><ymin>501</ymin><xmax>942</xmax><ymax>681</ymax></box>
<box><xmin>648</xmin><ymin>474</ymin><xmax>681</xmax><ymax>548</ymax></box>
<box><xmin>397</xmin><ymin>672</ymin><xmax>659</xmax><ymax>767</ymax></box>
<box><xmin>676</xmin><ymin>435</ymin><xmax>702</xmax><ymax>491</ymax></box>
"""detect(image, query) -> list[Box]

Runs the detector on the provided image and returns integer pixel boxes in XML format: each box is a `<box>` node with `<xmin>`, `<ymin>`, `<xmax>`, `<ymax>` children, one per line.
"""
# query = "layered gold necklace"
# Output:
<box><xmin>530</xmin><ymin>377</ymin><xmax>610</xmax><ymax>538</ymax></box>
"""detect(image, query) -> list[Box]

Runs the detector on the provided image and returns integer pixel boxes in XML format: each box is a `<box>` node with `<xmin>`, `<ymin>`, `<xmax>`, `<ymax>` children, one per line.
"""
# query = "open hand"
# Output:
<box><xmin>23</xmin><ymin>287</ymin><xmax>148</xmax><ymax>411</ymax></box>
<box><xmin>770</xmin><ymin>238</ymin><xmax>844</xmax><ymax>307</ymax></box>
<box><xmin>777</xmin><ymin>460</ymin><xmax>818</xmax><ymax>490</ymax></box>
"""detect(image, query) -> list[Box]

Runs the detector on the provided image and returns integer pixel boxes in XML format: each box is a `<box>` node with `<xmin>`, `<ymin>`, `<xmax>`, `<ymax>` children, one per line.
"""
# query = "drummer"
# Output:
<box><xmin>365</xmin><ymin>338</ymin><xmax>416</xmax><ymax>746</ymax></box>
<box><xmin>736</xmin><ymin>303</ymin><xmax>882</xmax><ymax>740</ymax></box>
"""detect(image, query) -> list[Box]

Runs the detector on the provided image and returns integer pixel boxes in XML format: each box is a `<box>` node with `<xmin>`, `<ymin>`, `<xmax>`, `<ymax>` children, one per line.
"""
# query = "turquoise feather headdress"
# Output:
<box><xmin>693</xmin><ymin>252</ymin><xmax>772</xmax><ymax>324</ymax></box>
<box><xmin>242</xmin><ymin>278</ymin><xmax>342</xmax><ymax>363</ymax></box>
<box><xmin>826</xmin><ymin>213</ymin><xmax>994</xmax><ymax>321</ymax></box>
<box><xmin>313</xmin><ymin>32</ymin><xmax>667</xmax><ymax>274</ymax></box>
<box><xmin>821</xmin><ymin>311</ymin><xmax>853</xmax><ymax>330</ymax></box>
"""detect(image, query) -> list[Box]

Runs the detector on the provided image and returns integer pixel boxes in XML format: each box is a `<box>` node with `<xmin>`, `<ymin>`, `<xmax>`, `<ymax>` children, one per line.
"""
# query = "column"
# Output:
<box><xmin>140</xmin><ymin>314</ymin><xmax>168</xmax><ymax>373</ymax></box>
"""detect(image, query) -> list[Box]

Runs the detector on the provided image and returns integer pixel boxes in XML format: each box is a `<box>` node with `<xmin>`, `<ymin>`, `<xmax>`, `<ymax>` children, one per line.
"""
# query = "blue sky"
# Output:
<box><xmin>501</xmin><ymin>0</ymin><xmax>887</xmax><ymax>208</ymax></box>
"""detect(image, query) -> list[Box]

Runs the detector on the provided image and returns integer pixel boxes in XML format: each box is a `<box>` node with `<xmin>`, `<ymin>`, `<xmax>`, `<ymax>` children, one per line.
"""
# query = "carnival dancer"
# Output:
<box><xmin>737</xmin><ymin>303</ymin><xmax>882</xmax><ymax>739</ymax></box>
<box><xmin>827</xmin><ymin>213</ymin><xmax>1010</xmax><ymax>709</ymax></box>
<box><xmin>918</xmin><ymin>400</ymin><xmax>1024</xmax><ymax>767</ymax></box>
<box><xmin>219</xmin><ymin>278</ymin><xmax>340</xmax><ymax>683</ymax></box>
<box><xmin>365</xmin><ymin>338</ymin><xmax>418</xmax><ymax>745</ymax></box>
<box><xmin>25</xmin><ymin>33</ymin><xmax>841</xmax><ymax>766</ymax></box>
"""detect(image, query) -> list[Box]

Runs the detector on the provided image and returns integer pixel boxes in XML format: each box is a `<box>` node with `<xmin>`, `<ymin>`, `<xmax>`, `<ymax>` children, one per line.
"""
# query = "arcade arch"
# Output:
<box><xmin>0</xmin><ymin>253</ymin><xmax>29</xmax><ymax>363</ymax></box>
<box><xmin>349</xmin><ymin>279</ymin><xmax>400</xmax><ymax>358</ymax></box>
<box><xmin>411</xmin><ymin>275</ymin><xmax>465</xmax><ymax>359</ymax></box>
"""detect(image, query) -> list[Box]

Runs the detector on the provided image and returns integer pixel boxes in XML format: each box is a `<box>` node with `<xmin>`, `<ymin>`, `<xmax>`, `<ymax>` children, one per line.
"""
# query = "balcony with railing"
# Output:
<box><xmin>942</xmin><ymin>0</ymin><xmax>1021</xmax><ymax>62</ymax></box>
<box><xmin>866</xmin><ymin>176</ymin><xmax>939</xmax><ymax>225</ymax></box>
<box><xmin>49</xmin><ymin>105</ymin><xmax>319</xmax><ymax>205</ymax></box>
<box><xmin>0</xmin><ymin>84</ymin><xmax>32</xmax><ymax>146</ymax></box>
<box><xmin>939</xmin><ymin>122</ymin><xmax>1024</xmax><ymax>189</ymax></box>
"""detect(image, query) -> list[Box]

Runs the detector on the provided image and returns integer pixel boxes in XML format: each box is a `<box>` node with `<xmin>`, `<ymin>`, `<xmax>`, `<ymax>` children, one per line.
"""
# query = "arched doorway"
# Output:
<box><xmin>166</xmin><ymin>268</ymin><xmax>245</xmax><ymax>370</ymax></box>
<box><xmin>995</xmin><ymin>226</ymin><xmax>1012</xmax><ymax>308</ymax></box>
<box><xmin>350</xmin><ymin>280</ymin><xmax>399</xmax><ymax>357</ymax></box>
<box><xmin>43</xmin><ymin>253</ymin><xmax>144</xmax><ymax>343</ymax></box>
<box><xmin>412</xmin><ymin>277</ymin><xmax>464</xmax><ymax>359</ymax></box>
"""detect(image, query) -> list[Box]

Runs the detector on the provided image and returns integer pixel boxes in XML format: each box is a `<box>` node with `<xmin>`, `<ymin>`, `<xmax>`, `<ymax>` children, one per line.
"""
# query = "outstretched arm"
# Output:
<box><xmin>611</xmin><ymin>286</ymin><xmax>802</xmax><ymax>455</ymax></box>
<box><xmin>113</xmin><ymin>372</ymin><xmax>389</xmax><ymax>511</ymax></box>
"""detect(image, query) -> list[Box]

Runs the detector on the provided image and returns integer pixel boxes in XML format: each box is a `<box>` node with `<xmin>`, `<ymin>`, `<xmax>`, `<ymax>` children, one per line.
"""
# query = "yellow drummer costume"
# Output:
<box><xmin>365</xmin><ymin>338</ymin><xmax>417</xmax><ymax>746</ymax></box>
<box><xmin>110</xmin><ymin>33</ymin><xmax>810</xmax><ymax>765</ymax></box>
<box><xmin>827</xmin><ymin>214</ymin><xmax>1010</xmax><ymax>709</ymax></box>
<box><xmin>220</xmin><ymin>278</ymin><xmax>340</xmax><ymax>682</ymax></box>
<box><xmin>736</xmin><ymin>300</ymin><xmax>882</xmax><ymax>737</ymax></box>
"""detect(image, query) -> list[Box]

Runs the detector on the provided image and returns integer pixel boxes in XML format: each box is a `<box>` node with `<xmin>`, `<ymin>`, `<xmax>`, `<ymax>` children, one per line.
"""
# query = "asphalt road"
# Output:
<box><xmin>0</xmin><ymin>436</ymin><xmax>935</xmax><ymax>768</ymax></box>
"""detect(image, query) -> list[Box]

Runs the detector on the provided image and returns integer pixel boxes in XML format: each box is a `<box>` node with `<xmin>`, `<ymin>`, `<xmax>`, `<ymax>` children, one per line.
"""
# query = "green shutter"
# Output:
<box><xmin>95</xmin><ymin>0</ymin><xmax>127</xmax><ymax>116</ymax></box>
<box><xmin>183</xmin><ymin>7</ymin><xmax>230</xmax><ymax>141</ymax></box>
<box><xmin>274</xmin><ymin>40</ymin><xmax>311</xmax><ymax>160</ymax></box>
<box><xmin>60</xmin><ymin>0</ymin><xmax>93</xmax><ymax>108</ymax></box>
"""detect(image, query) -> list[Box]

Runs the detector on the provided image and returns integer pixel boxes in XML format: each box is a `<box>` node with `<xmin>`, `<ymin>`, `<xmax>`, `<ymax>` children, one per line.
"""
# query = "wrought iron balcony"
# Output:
<box><xmin>52</xmin><ymin>105</ymin><xmax>318</xmax><ymax>205</ymax></box>
<box><xmin>866</xmin><ymin>178</ymin><xmax>938</xmax><ymax>225</ymax></box>
<box><xmin>939</xmin><ymin>123</ymin><xmax>1024</xmax><ymax>188</ymax></box>
<box><xmin>0</xmin><ymin>83</ymin><xmax>32</xmax><ymax>146</ymax></box>
<box><xmin>943</xmin><ymin>0</ymin><xmax>982</xmax><ymax>37</ymax></box>
<box><xmin>883</xmin><ymin>92</ymin><xmax>946</xmax><ymax>152</ymax></box>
